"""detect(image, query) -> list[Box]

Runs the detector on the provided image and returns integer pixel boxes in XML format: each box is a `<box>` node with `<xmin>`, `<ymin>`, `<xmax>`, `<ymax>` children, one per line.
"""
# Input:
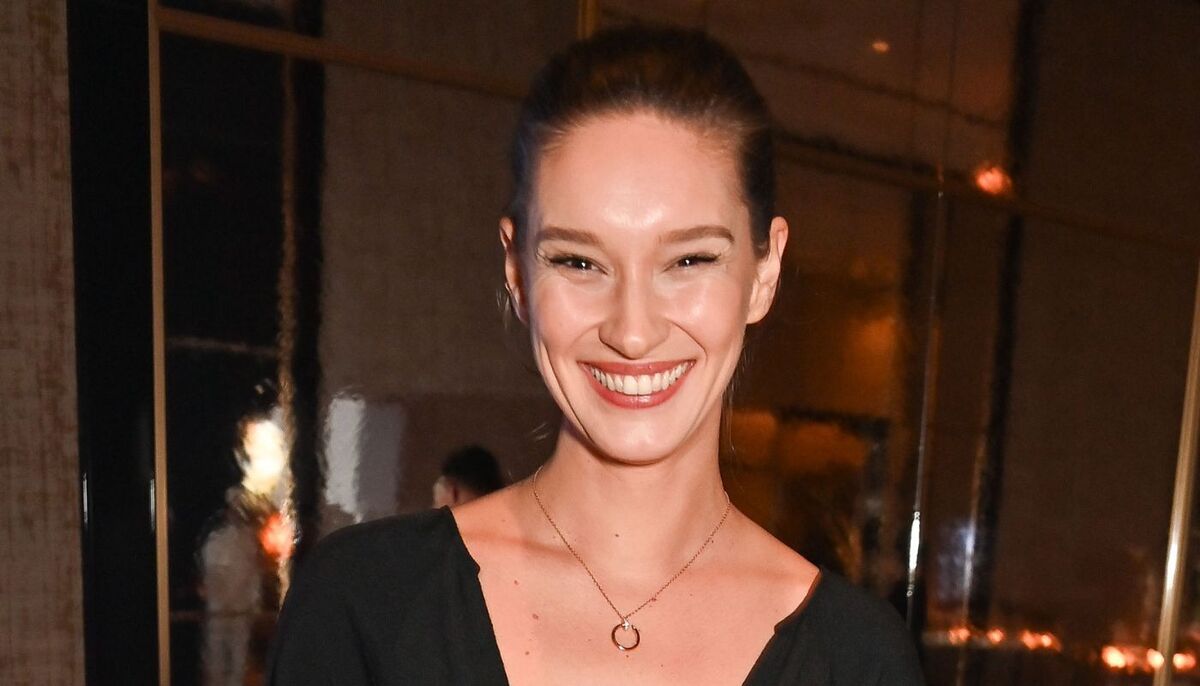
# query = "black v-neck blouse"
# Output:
<box><xmin>267</xmin><ymin>508</ymin><xmax>925</xmax><ymax>685</ymax></box>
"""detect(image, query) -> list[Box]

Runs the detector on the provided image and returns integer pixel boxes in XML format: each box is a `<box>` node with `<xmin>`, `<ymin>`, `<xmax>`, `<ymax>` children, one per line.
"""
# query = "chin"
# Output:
<box><xmin>545</xmin><ymin>358</ymin><xmax>727</xmax><ymax>465</ymax></box>
<box><xmin>607</xmin><ymin>432</ymin><xmax>682</xmax><ymax>464</ymax></box>
<box><xmin>583</xmin><ymin>434</ymin><xmax>684</xmax><ymax>466</ymax></box>
<box><xmin>564</xmin><ymin>406</ymin><xmax>709</xmax><ymax>466</ymax></box>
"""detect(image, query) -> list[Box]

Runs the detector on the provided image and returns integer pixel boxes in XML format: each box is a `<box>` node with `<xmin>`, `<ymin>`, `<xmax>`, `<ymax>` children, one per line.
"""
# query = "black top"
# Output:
<box><xmin>267</xmin><ymin>508</ymin><xmax>925</xmax><ymax>685</ymax></box>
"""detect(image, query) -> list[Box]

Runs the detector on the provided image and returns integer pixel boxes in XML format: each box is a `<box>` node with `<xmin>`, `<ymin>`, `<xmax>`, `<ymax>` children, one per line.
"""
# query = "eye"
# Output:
<box><xmin>547</xmin><ymin>254</ymin><xmax>599</xmax><ymax>272</ymax></box>
<box><xmin>675</xmin><ymin>253</ymin><xmax>718</xmax><ymax>268</ymax></box>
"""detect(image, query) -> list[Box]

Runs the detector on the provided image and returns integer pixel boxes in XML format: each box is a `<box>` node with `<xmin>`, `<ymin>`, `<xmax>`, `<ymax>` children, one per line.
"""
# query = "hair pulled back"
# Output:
<box><xmin>507</xmin><ymin>24</ymin><xmax>775</xmax><ymax>256</ymax></box>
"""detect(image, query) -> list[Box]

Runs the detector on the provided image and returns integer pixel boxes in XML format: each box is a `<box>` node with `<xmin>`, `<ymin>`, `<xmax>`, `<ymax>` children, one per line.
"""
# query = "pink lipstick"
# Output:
<box><xmin>579</xmin><ymin>360</ymin><xmax>694</xmax><ymax>409</ymax></box>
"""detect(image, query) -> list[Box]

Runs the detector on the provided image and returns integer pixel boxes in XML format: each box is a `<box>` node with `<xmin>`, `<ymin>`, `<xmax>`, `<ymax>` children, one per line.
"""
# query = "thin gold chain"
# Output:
<box><xmin>530</xmin><ymin>466</ymin><xmax>732</xmax><ymax>625</ymax></box>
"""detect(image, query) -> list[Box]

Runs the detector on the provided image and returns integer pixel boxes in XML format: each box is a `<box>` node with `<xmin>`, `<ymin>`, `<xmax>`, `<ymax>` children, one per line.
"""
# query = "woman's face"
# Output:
<box><xmin>502</xmin><ymin>112</ymin><xmax>787</xmax><ymax>464</ymax></box>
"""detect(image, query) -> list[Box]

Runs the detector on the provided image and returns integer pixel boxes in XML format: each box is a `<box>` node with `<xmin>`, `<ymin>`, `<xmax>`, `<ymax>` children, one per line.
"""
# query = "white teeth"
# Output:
<box><xmin>589</xmin><ymin>363</ymin><xmax>691</xmax><ymax>396</ymax></box>
<box><xmin>637</xmin><ymin>375</ymin><xmax>652</xmax><ymax>395</ymax></box>
<box><xmin>622</xmin><ymin>375</ymin><xmax>638</xmax><ymax>395</ymax></box>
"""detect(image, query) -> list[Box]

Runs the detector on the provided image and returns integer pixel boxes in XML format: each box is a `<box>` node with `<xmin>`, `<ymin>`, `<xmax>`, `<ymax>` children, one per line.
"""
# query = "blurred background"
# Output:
<box><xmin>6</xmin><ymin>0</ymin><xmax>1200</xmax><ymax>684</ymax></box>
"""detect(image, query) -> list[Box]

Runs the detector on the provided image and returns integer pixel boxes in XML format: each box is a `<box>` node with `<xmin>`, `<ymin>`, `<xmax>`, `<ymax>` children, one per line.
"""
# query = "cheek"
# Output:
<box><xmin>527</xmin><ymin>275</ymin><xmax>602</xmax><ymax>353</ymax></box>
<box><xmin>663</xmin><ymin>274</ymin><xmax>751</xmax><ymax>349</ymax></box>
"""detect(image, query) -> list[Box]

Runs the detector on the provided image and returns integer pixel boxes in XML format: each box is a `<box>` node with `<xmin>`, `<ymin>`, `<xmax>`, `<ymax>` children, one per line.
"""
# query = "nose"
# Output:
<box><xmin>598</xmin><ymin>273</ymin><xmax>670</xmax><ymax>360</ymax></box>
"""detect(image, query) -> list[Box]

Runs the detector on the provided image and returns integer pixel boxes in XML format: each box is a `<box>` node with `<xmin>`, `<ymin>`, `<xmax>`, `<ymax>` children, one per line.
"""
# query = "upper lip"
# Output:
<box><xmin>580</xmin><ymin>359</ymin><xmax>693</xmax><ymax>375</ymax></box>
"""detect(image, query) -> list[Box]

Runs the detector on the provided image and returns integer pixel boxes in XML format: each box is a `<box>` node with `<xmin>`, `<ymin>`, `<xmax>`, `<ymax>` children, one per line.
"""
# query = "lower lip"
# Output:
<box><xmin>581</xmin><ymin>364</ymin><xmax>692</xmax><ymax>409</ymax></box>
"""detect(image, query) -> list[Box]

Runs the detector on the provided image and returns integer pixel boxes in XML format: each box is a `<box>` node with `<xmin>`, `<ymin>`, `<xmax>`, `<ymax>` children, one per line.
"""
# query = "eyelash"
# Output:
<box><xmin>675</xmin><ymin>253</ymin><xmax>719</xmax><ymax>268</ymax></box>
<box><xmin>539</xmin><ymin>252</ymin><xmax>720</xmax><ymax>273</ymax></box>
<box><xmin>544</xmin><ymin>254</ymin><xmax>600</xmax><ymax>272</ymax></box>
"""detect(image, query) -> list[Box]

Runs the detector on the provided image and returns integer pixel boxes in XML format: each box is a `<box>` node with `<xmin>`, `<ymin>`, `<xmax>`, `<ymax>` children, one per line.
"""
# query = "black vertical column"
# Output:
<box><xmin>960</xmin><ymin>2</ymin><xmax>1046</xmax><ymax>683</ymax></box>
<box><xmin>963</xmin><ymin>0</ymin><xmax>1046</xmax><ymax>632</ymax></box>
<box><xmin>67</xmin><ymin>1</ymin><xmax>159</xmax><ymax>683</ymax></box>
<box><xmin>283</xmin><ymin>0</ymin><xmax>326</xmax><ymax>569</ymax></box>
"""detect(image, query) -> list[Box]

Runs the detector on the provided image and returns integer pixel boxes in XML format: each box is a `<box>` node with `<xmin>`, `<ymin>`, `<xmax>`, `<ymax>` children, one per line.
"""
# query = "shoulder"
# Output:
<box><xmin>805</xmin><ymin>571</ymin><xmax>925</xmax><ymax>684</ymax></box>
<box><xmin>807</xmin><ymin>571</ymin><xmax>906</xmax><ymax>635</ymax></box>
<box><xmin>288</xmin><ymin>508</ymin><xmax>464</xmax><ymax>604</ymax></box>
<box><xmin>268</xmin><ymin>509</ymin><xmax>464</xmax><ymax>684</ymax></box>
<box><xmin>301</xmin><ymin>508</ymin><xmax>457</xmax><ymax>568</ymax></box>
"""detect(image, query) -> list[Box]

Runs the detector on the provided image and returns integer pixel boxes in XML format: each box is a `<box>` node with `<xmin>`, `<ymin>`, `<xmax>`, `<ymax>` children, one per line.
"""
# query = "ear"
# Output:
<box><xmin>746</xmin><ymin>216</ymin><xmax>789</xmax><ymax>325</ymax></box>
<box><xmin>499</xmin><ymin>217</ymin><xmax>528</xmax><ymax>324</ymax></box>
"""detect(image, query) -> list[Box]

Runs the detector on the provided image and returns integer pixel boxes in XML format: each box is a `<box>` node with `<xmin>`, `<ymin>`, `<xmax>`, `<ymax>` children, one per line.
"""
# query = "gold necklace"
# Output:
<box><xmin>530</xmin><ymin>467</ymin><xmax>732</xmax><ymax>652</ymax></box>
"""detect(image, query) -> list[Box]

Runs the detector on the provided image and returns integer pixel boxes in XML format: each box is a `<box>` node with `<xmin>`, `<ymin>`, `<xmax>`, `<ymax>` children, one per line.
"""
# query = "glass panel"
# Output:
<box><xmin>160</xmin><ymin>28</ymin><xmax>570</xmax><ymax>685</ymax></box>
<box><xmin>920</xmin><ymin>206</ymin><xmax>1196</xmax><ymax>685</ymax></box>
<box><xmin>724</xmin><ymin>163</ymin><xmax>924</xmax><ymax>600</ymax></box>
<box><xmin>161</xmin><ymin>35</ymin><xmax>287</xmax><ymax>686</ymax></box>
<box><xmin>600</xmin><ymin>0</ymin><xmax>1018</xmax><ymax>178</ymax></box>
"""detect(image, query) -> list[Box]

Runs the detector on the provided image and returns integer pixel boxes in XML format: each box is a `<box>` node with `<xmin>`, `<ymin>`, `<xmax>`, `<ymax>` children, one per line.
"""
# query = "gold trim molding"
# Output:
<box><xmin>147</xmin><ymin>1</ymin><xmax>170</xmax><ymax>684</ymax></box>
<box><xmin>156</xmin><ymin>6</ymin><xmax>525</xmax><ymax>100</ymax></box>
<box><xmin>1153</xmin><ymin>262</ymin><xmax>1200</xmax><ymax>686</ymax></box>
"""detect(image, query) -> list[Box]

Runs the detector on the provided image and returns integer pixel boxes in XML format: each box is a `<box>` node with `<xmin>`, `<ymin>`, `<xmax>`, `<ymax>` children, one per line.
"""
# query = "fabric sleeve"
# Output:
<box><xmin>871</xmin><ymin>604</ymin><xmax>926</xmax><ymax>686</ymax></box>
<box><xmin>265</xmin><ymin>541</ymin><xmax>373</xmax><ymax>686</ymax></box>
<box><xmin>810</xmin><ymin>572</ymin><xmax>928</xmax><ymax>686</ymax></box>
<box><xmin>874</xmin><ymin>638</ymin><xmax>925</xmax><ymax>685</ymax></box>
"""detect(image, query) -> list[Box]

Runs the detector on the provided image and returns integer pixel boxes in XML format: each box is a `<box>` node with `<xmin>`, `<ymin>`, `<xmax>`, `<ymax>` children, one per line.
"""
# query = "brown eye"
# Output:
<box><xmin>676</xmin><ymin>254</ymin><xmax>718</xmax><ymax>268</ymax></box>
<box><xmin>551</xmin><ymin>255</ymin><xmax>597</xmax><ymax>271</ymax></box>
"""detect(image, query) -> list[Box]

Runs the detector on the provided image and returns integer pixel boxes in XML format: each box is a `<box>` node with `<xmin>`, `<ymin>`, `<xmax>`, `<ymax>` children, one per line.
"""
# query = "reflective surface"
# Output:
<box><xmin>161</xmin><ymin>34</ymin><xmax>287</xmax><ymax>686</ymax></box>
<box><xmin>154</xmin><ymin>2</ymin><xmax>1200</xmax><ymax>684</ymax></box>
<box><xmin>919</xmin><ymin>209</ymin><xmax>1196</xmax><ymax>683</ymax></box>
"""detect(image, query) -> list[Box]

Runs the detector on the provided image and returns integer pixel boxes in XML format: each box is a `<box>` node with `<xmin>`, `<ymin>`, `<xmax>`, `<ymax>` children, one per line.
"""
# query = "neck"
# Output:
<box><xmin>528</xmin><ymin>413</ymin><xmax>731</xmax><ymax>578</ymax></box>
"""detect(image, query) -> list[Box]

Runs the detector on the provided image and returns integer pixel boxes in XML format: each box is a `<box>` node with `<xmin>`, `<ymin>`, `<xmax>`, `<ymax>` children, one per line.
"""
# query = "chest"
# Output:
<box><xmin>475</xmin><ymin>557</ymin><xmax>786</xmax><ymax>686</ymax></box>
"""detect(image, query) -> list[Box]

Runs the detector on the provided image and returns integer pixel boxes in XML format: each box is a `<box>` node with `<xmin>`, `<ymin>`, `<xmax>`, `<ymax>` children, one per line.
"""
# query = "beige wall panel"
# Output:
<box><xmin>324</xmin><ymin>0</ymin><xmax>576</xmax><ymax>86</ymax></box>
<box><xmin>0</xmin><ymin>0</ymin><xmax>84</xmax><ymax>683</ymax></box>
<box><xmin>320</xmin><ymin>2</ymin><xmax>575</xmax><ymax>515</ymax></box>
<box><xmin>320</xmin><ymin>66</ymin><xmax>541</xmax><ymax>399</ymax></box>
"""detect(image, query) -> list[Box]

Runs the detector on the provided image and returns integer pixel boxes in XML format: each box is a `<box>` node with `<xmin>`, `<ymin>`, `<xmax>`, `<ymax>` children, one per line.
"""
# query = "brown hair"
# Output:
<box><xmin>507</xmin><ymin>24</ymin><xmax>775</xmax><ymax>257</ymax></box>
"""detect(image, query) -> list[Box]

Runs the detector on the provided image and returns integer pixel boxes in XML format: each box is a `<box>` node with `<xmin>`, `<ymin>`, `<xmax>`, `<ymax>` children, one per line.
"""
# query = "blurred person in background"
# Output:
<box><xmin>431</xmin><ymin>444</ymin><xmax>506</xmax><ymax>508</ymax></box>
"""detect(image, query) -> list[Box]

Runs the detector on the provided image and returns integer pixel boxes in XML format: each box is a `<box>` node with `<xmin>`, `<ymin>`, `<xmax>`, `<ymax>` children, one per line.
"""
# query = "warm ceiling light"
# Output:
<box><xmin>1175</xmin><ymin>652</ymin><xmax>1197</xmax><ymax>671</ymax></box>
<box><xmin>1148</xmin><ymin>649</ymin><xmax>1165</xmax><ymax>670</ymax></box>
<box><xmin>871</xmin><ymin>39</ymin><xmax>891</xmax><ymax>54</ymax></box>
<box><xmin>1101</xmin><ymin>646</ymin><xmax>1128</xmax><ymax>670</ymax></box>
<box><xmin>947</xmin><ymin>626</ymin><xmax>970</xmax><ymax>645</ymax></box>
<box><xmin>974</xmin><ymin>163</ymin><xmax>1013</xmax><ymax>196</ymax></box>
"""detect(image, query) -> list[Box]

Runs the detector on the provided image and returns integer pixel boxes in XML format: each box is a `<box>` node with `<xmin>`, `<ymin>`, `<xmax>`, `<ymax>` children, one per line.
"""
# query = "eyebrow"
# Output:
<box><xmin>660</xmin><ymin>225</ymin><xmax>734</xmax><ymax>244</ymax></box>
<box><xmin>535</xmin><ymin>224</ymin><xmax>734</xmax><ymax>247</ymax></box>
<box><xmin>536</xmin><ymin>226</ymin><xmax>602</xmax><ymax>247</ymax></box>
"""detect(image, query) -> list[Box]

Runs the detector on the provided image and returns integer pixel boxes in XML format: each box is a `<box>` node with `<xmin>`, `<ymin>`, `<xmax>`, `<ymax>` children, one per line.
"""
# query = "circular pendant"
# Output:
<box><xmin>611</xmin><ymin>620</ymin><xmax>640</xmax><ymax>651</ymax></box>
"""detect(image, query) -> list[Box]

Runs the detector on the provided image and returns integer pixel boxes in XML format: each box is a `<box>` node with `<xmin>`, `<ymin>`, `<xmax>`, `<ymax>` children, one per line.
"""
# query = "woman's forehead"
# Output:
<box><xmin>531</xmin><ymin>112</ymin><xmax>745</xmax><ymax>234</ymax></box>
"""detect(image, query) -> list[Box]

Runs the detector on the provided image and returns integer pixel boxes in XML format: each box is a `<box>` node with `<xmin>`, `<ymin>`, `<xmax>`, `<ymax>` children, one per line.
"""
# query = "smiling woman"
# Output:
<box><xmin>505</xmin><ymin>110</ymin><xmax>783</xmax><ymax>465</ymax></box>
<box><xmin>267</xmin><ymin>25</ymin><xmax>923</xmax><ymax>686</ymax></box>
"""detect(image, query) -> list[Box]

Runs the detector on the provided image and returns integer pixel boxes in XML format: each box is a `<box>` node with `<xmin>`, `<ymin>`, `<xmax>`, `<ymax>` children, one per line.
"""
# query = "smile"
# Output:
<box><xmin>580</xmin><ymin>360</ymin><xmax>694</xmax><ymax>408</ymax></box>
